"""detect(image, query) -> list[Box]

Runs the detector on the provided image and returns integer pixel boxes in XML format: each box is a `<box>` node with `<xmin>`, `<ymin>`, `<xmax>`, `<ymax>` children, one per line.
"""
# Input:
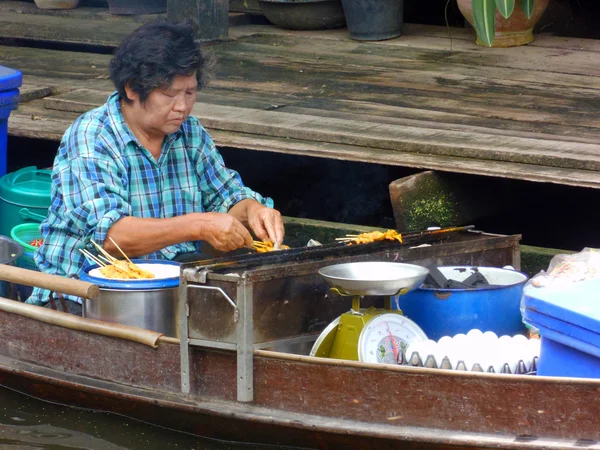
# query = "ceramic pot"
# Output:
<box><xmin>457</xmin><ymin>0</ymin><xmax>550</xmax><ymax>47</ymax></box>
<box><xmin>34</xmin><ymin>0</ymin><xmax>80</xmax><ymax>9</ymax></box>
<box><xmin>258</xmin><ymin>0</ymin><xmax>345</xmax><ymax>30</ymax></box>
<box><xmin>341</xmin><ymin>0</ymin><xmax>404</xmax><ymax>41</ymax></box>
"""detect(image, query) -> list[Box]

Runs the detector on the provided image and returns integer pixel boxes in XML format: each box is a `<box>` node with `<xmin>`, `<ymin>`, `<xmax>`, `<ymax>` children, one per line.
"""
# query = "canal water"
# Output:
<box><xmin>0</xmin><ymin>385</ymin><xmax>311</xmax><ymax>450</ymax></box>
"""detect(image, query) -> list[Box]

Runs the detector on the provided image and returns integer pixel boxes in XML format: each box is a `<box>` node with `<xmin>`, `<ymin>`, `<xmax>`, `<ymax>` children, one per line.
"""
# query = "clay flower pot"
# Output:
<box><xmin>34</xmin><ymin>0</ymin><xmax>80</xmax><ymax>9</ymax></box>
<box><xmin>457</xmin><ymin>0</ymin><xmax>550</xmax><ymax>47</ymax></box>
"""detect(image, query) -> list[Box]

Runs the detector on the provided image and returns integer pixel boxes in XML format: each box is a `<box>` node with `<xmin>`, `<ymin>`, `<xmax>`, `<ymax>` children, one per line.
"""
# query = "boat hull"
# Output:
<box><xmin>1</xmin><ymin>309</ymin><xmax>600</xmax><ymax>450</ymax></box>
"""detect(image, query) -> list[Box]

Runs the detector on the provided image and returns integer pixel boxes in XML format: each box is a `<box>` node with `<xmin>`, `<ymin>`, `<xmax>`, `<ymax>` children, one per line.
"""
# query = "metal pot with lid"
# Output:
<box><xmin>78</xmin><ymin>260</ymin><xmax>180</xmax><ymax>337</ymax></box>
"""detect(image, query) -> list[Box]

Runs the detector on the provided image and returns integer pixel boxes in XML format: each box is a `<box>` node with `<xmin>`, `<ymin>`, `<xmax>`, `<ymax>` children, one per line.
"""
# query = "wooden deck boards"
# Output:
<box><xmin>3</xmin><ymin>2</ymin><xmax>600</xmax><ymax>187</ymax></box>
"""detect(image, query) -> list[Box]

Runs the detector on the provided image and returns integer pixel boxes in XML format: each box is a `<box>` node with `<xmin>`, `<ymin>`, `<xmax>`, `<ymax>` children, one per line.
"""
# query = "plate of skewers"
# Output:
<box><xmin>79</xmin><ymin>238</ymin><xmax>180</xmax><ymax>287</ymax></box>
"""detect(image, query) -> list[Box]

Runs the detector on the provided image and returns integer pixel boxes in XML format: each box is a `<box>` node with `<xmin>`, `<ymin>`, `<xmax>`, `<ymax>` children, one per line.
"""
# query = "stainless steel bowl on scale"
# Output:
<box><xmin>318</xmin><ymin>261</ymin><xmax>429</xmax><ymax>296</ymax></box>
<box><xmin>78</xmin><ymin>260</ymin><xmax>180</xmax><ymax>337</ymax></box>
<box><xmin>312</xmin><ymin>261</ymin><xmax>430</xmax><ymax>363</ymax></box>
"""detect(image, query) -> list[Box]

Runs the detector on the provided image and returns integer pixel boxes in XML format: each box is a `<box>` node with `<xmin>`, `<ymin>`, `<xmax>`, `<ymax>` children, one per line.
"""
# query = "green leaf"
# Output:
<box><xmin>472</xmin><ymin>0</ymin><xmax>497</xmax><ymax>47</ymax></box>
<box><xmin>521</xmin><ymin>0</ymin><xmax>534</xmax><ymax>19</ymax></box>
<box><xmin>495</xmin><ymin>0</ymin><xmax>515</xmax><ymax>18</ymax></box>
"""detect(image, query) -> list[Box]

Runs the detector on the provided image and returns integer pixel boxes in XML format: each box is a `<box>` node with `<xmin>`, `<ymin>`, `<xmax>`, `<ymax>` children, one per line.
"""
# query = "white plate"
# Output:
<box><xmin>88</xmin><ymin>263</ymin><xmax>180</xmax><ymax>281</ymax></box>
<box><xmin>358</xmin><ymin>313</ymin><xmax>427</xmax><ymax>364</ymax></box>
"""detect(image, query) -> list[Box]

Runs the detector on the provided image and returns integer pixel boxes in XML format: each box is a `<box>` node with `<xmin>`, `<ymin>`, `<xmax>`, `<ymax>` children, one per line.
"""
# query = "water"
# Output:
<box><xmin>0</xmin><ymin>386</ymin><xmax>308</xmax><ymax>450</ymax></box>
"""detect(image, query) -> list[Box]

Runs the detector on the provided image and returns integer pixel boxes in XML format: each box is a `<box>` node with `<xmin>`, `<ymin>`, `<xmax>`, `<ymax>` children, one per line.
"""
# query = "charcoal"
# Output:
<box><xmin>423</xmin><ymin>266</ymin><xmax>448</xmax><ymax>288</ymax></box>
<box><xmin>444</xmin><ymin>279</ymin><xmax>476</xmax><ymax>289</ymax></box>
<box><xmin>463</xmin><ymin>270</ymin><xmax>490</xmax><ymax>287</ymax></box>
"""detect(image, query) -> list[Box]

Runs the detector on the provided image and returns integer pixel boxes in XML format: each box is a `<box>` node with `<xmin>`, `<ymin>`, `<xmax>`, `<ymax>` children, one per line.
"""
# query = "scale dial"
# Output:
<box><xmin>358</xmin><ymin>313</ymin><xmax>427</xmax><ymax>364</ymax></box>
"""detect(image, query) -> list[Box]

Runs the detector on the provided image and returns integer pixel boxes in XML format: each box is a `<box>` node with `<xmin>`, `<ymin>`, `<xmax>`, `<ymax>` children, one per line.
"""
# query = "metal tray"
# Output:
<box><xmin>318</xmin><ymin>261</ymin><xmax>429</xmax><ymax>296</ymax></box>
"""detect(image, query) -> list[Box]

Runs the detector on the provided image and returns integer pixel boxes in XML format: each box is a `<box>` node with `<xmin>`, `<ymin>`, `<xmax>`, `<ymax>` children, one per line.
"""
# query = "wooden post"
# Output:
<box><xmin>167</xmin><ymin>0</ymin><xmax>229</xmax><ymax>42</ymax></box>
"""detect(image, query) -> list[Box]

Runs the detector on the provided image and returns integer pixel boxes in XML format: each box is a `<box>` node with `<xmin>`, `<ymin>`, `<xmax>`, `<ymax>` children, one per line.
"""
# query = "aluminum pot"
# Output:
<box><xmin>78</xmin><ymin>260</ymin><xmax>180</xmax><ymax>337</ymax></box>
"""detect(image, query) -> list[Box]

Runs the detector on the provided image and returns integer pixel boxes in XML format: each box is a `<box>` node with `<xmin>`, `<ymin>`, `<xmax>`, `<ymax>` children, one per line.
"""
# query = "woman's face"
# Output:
<box><xmin>126</xmin><ymin>74</ymin><xmax>198</xmax><ymax>137</ymax></box>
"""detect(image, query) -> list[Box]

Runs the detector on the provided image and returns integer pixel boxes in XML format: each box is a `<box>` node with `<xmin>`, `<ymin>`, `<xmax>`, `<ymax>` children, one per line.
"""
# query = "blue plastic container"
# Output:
<box><xmin>394</xmin><ymin>266</ymin><xmax>528</xmax><ymax>341</ymax></box>
<box><xmin>523</xmin><ymin>279</ymin><xmax>600</xmax><ymax>378</ymax></box>
<box><xmin>0</xmin><ymin>66</ymin><xmax>23</xmax><ymax>177</ymax></box>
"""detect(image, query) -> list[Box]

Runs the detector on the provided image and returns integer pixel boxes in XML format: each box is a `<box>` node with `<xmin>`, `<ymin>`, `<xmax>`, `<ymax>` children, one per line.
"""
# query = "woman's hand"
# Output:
<box><xmin>229</xmin><ymin>199</ymin><xmax>284</xmax><ymax>246</ymax></box>
<box><xmin>193</xmin><ymin>212</ymin><xmax>253</xmax><ymax>252</ymax></box>
<box><xmin>246</xmin><ymin>202</ymin><xmax>284</xmax><ymax>245</ymax></box>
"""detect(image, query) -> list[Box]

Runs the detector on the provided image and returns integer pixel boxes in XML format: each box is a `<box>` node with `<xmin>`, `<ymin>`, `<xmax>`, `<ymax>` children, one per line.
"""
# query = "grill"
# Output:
<box><xmin>178</xmin><ymin>227</ymin><xmax>520</xmax><ymax>401</ymax></box>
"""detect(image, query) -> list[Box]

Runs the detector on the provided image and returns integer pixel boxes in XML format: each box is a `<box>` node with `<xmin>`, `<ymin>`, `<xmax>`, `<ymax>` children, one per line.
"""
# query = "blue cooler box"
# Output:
<box><xmin>0</xmin><ymin>66</ymin><xmax>23</xmax><ymax>177</ymax></box>
<box><xmin>523</xmin><ymin>279</ymin><xmax>600</xmax><ymax>378</ymax></box>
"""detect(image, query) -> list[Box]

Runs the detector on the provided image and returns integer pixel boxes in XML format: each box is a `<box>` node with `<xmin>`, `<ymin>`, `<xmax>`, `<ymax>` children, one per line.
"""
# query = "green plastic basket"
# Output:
<box><xmin>10</xmin><ymin>223</ymin><xmax>42</xmax><ymax>271</ymax></box>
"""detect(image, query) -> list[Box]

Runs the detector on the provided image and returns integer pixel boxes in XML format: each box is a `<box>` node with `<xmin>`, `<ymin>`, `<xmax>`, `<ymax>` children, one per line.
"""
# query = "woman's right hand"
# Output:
<box><xmin>193</xmin><ymin>212</ymin><xmax>253</xmax><ymax>252</ymax></box>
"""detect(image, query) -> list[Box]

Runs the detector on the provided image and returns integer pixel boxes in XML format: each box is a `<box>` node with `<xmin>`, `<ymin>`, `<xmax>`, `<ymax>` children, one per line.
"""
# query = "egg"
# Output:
<box><xmin>498</xmin><ymin>335</ymin><xmax>518</xmax><ymax>374</ymax></box>
<box><xmin>467</xmin><ymin>329</ymin><xmax>483</xmax><ymax>339</ymax></box>
<box><xmin>511</xmin><ymin>334</ymin><xmax>530</xmax><ymax>372</ymax></box>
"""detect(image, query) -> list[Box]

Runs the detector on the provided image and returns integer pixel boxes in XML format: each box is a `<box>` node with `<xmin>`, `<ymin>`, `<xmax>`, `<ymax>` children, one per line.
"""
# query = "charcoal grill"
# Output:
<box><xmin>178</xmin><ymin>227</ymin><xmax>520</xmax><ymax>401</ymax></box>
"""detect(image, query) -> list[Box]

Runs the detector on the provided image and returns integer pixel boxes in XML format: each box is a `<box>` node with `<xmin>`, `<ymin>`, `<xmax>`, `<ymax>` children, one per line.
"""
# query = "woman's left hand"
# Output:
<box><xmin>246</xmin><ymin>202</ymin><xmax>284</xmax><ymax>246</ymax></box>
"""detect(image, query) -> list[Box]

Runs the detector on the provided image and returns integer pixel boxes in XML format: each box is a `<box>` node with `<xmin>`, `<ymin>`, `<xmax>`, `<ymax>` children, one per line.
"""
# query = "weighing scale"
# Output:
<box><xmin>310</xmin><ymin>261</ymin><xmax>429</xmax><ymax>364</ymax></box>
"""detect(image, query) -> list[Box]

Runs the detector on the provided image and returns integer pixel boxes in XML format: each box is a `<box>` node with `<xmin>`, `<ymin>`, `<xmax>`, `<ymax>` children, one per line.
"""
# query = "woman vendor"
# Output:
<box><xmin>27</xmin><ymin>22</ymin><xmax>284</xmax><ymax>313</ymax></box>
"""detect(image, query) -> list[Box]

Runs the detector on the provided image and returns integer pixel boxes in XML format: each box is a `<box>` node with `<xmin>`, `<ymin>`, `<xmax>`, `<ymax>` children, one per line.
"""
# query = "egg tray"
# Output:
<box><xmin>402</xmin><ymin>351</ymin><xmax>539</xmax><ymax>375</ymax></box>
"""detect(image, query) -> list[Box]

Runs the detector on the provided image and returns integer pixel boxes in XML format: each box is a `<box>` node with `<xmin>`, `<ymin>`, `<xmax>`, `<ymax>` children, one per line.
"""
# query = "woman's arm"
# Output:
<box><xmin>105</xmin><ymin>212</ymin><xmax>253</xmax><ymax>257</ymax></box>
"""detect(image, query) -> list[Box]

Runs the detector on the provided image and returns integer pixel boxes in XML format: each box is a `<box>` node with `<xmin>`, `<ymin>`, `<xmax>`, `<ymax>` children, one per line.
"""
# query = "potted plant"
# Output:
<box><xmin>457</xmin><ymin>0</ymin><xmax>550</xmax><ymax>47</ymax></box>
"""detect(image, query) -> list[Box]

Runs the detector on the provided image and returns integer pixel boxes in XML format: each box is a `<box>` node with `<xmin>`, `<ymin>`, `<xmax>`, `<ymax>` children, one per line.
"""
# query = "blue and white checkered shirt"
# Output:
<box><xmin>28</xmin><ymin>92</ymin><xmax>273</xmax><ymax>305</ymax></box>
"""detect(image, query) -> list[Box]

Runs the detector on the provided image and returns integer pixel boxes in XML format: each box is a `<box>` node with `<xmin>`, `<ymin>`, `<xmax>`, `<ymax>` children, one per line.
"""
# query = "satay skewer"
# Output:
<box><xmin>79</xmin><ymin>249</ymin><xmax>106</xmax><ymax>267</ymax></box>
<box><xmin>109</xmin><ymin>237</ymin><xmax>133</xmax><ymax>264</ymax></box>
<box><xmin>90</xmin><ymin>240</ymin><xmax>117</xmax><ymax>262</ymax></box>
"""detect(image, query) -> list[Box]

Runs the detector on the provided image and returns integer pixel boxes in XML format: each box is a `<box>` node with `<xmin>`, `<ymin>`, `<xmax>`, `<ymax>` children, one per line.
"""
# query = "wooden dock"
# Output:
<box><xmin>3</xmin><ymin>1</ymin><xmax>600</xmax><ymax>188</ymax></box>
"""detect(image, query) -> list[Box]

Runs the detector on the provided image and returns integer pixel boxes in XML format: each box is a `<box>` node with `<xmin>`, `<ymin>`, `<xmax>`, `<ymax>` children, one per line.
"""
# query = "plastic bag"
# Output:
<box><xmin>529</xmin><ymin>248</ymin><xmax>600</xmax><ymax>288</ymax></box>
<box><xmin>520</xmin><ymin>248</ymin><xmax>600</xmax><ymax>331</ymax></box>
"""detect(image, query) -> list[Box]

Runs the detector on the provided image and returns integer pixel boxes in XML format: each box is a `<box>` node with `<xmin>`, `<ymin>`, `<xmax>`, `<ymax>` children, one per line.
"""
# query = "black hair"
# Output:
<box><xmin>109</xmin><ymin>21</ymin><xmax>205</xmax><ymax>104</ymax></box>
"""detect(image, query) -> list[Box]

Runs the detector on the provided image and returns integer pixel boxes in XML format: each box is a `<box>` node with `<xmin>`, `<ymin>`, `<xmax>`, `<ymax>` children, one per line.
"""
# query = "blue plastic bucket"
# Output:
<box><xmin>0</xmin><ymin>66</ymin><xmax>23</xmax><ymax>178</ymax></box>
<box><xmin>395</xmin><ymin>266</ymin><xmax>528</xmax><ymax>341</ymax></box>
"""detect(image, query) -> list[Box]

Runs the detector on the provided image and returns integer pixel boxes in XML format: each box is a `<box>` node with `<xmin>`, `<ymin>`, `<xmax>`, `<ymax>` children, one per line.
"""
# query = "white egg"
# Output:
<box><xmin>467</xmin><ymin>329</ymin><xmax>483</xmax><ymax>339</ymax></box>
<box><xmin>498</xmin><ymin>335</ymin><xmax>518</xmax><ymax>374</ymax></box>
<box><xmin>438</xmin><ymin>335</ymin><xmax>453</xmax><ymax>346</ymax></box>
<box><xmin>527</xmin><ymin>338</ymin><xmax>541</xmax><ymax>358</ymax></box>
<box><xmin>482</xmin><ymin>331</ymin><xmax>498</xmax><ymax>342</ymax></box>
<box><xmin>510</xmin><ymin>335</ymin><xmax>530</xmax><ymax>372</ymax></box>
<box><xmin>419</xmin><ymin>340</ymin><xmax>438</xmax><ymax>364</ymax></box>
<box><xmin>460</xmin><ymin>342</ymin><xmax>477</xmax><ymax>371</ymax></box>
<box><xmin>475</xmin><ymin>331</ymin><xmax>497</xmax><ymax>371</ymax></box>
<box><xmin>406</xmin><ymin>340</ymin><xmax>428</xmax><ymax>365</ymax></box>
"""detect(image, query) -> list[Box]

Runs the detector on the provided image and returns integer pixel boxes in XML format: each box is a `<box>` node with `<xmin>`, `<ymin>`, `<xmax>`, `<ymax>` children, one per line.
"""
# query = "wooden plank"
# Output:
<box><xmin>5</xmin><ymin>35</ymin><xmax>600</xmax><ymax>137</ymax></box>
<box><xmin>207</xmin><ymin>129</ymin><xmax>600</xmax><ymax>188</ymax></box>
<box><xmin>38</xmin><ymin>89</ymin><xmax>600</xmax><ymax>171</ymax></box>
<box><xmin>9</xmin><ymin>102</ymin><xmax>600</xmax><ymax>189</ymax></box>
<box><xmin>0</xmin><ymin>46</ymin><xmax>111</xmax><ymax>81</ymax></box>
<box><xmin>219</xmin><ymin>33</ymin><xmax>600</xmax><ymax>90</ymax></box>
<box><xmin>19</xmin><ymin>84</ymin><xmax>54</xmax><ymax>103</ymax></box>
<box><xmin>0</xmin><ymin>2</ymin><xmax>160</xmax><ymax>48</ymax></box>
<box><xmin>167</xmin><ymin>0</ymin><xmax>228</xmax><ymax>41</ymax></box>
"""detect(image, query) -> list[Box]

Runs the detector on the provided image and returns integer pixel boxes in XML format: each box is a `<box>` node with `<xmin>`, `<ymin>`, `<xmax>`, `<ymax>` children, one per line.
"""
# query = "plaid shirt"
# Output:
<box><xmin>28</xmin><ymin>92</ymin><xmax>273</xmax><ymax>305</ymax></box>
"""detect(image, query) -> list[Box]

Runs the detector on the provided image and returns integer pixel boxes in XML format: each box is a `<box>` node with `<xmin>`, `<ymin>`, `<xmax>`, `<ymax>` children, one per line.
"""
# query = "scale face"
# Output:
<box><xmin>357</xmin><ymin>313</ymin><xmax>427</xmax><ymax>364</ymax></box>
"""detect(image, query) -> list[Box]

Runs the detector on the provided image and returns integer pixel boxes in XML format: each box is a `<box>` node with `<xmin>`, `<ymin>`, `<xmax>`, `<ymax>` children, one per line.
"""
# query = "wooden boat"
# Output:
<box><xmin>0</xmin><ymin>230</ymin><xmax>598</xmax><ymax>450</ymax></box>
